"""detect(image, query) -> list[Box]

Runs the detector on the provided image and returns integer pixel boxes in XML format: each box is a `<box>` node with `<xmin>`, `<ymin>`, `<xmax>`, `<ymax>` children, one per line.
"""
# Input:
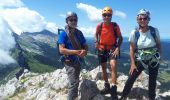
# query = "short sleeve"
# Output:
<box><xmin>128</xmin><ymin>29</ymin><xmax>136</xmax><ymax>43</ymax></box>
<box><xmin>58</xmin><ymin>30</ymin><xmax>67</xmax><ymax>45</ymax></box>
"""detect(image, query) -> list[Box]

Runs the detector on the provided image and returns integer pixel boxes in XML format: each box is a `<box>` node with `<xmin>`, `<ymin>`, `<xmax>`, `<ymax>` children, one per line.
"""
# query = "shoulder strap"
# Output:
<box><xmin>112</xmin><ymin>22</ymin><xmax>118</xmax><ymax>38</ymax></box>
<box><xmin>96</xmin><ymin>22</ymin><xmax>103</xmax><ymax>43</ymax></box>
<box><xmin>149</xmin><ymin>26</ymin><xmax>157</xmax><ymax>43</ymax></box>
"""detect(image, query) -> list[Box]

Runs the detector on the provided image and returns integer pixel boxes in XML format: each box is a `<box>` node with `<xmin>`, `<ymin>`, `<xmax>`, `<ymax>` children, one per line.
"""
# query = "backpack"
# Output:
<box><xmin>134</xmin><ymin>26</ymin><xmax>158</xmax><ymax>51</ymax></box>
<box><xmin>57</xmin><ymin>28</ymin><xmax>64</xmax><ymax>55</ymax></box>
<box><xmin>97</xmin><ymin>22</ymin><xmax>118</xmax><ymax>45</ymax></box>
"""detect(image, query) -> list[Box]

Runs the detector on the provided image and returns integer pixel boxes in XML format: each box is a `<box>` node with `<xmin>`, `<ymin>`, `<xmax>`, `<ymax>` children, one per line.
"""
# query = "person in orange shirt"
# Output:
<box><xmin>95</xmin><ymin>6</ymin><xmax>123</xmax><ymax>100</ymax></box>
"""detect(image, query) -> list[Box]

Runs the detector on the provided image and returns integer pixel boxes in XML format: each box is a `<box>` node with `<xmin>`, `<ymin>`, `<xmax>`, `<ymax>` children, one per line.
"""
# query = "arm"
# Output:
<box><xmin>155</xmin><ymin>28</ymin><xmax>162</xmax><ymax>57</ymax></box>
<box><xmin>113</xmin><ymin>24</ymin><xmax>123</xmax><ymax>56</ymax></box>
<box><xmin>129</xmin><ymin>42</ymin><xmax>138</xmax><ymax>75</ymax></box>
<box><xmin>117</xmin><ymin>34</ymin><xmax>123</xmax><ymax>48</ymax></box>
<box><xmin>94</xmin><ymin>25</ymin><xmax>100</xmax><ymax>49</ymax></box>
<box><xmin>116</xmin><ymin>23</ymin><xmax>123</xmax><ymax>48</ymax></box>
<box><xmin>59</xmin><ymin>44</ymin><xmax>81</xmax><ymax>56</ymax></box>
<box><xmin>130</xmin><ymin>42</ymin><xmax>136</xmax><ymax>65</ymax></box>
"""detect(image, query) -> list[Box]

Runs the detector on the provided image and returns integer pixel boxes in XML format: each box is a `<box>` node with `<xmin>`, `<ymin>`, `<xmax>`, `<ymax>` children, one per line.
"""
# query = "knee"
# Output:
<box><xmin>110</xmin><ymin>63</ymin><xmax>116</xmax><ymax>71</ymax></box>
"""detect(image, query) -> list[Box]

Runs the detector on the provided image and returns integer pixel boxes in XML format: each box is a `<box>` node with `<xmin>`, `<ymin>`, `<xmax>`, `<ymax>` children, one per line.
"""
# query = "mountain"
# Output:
<box><xmin>0</xmin><ymin>30</ymin><xmax>170</xmax><ymax>94</ymax></box>
<box><xmin>0</xmin><ymin>30</ymin><xmax>99</xmax><ymax>84</ymax></box>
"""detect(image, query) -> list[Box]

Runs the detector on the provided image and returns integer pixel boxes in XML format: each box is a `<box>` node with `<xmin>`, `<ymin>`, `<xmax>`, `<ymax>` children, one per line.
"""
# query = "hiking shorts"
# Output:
<box><xmin>98</xmin><ymin>49</ymin><xmax>117</xmax><ymax>63</ymax></box>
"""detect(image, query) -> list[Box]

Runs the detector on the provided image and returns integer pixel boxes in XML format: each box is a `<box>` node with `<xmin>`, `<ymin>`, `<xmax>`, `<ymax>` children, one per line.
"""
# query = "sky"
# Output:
<box><xmin>0</xmin><ymin>0</ymin><xmax>170</xmax><ymax>64</ymax></box>
<box><xmin>21</xmin><ymin>0</ymin><xmax>170</xmax><ymax>39</ymax></box>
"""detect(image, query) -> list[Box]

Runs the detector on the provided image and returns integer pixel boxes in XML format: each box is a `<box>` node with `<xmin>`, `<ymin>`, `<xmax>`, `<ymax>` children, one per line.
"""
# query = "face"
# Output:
<box><xmin>137</xmin><ymin>14</ymin><xmax>149</xmax><ymax>27</ymax></box>
<box><xmin>102</xmin><ymin>13</ymin><xmax>112</xmax><ymax>23</ymax></box>
<box><xmin>67</xmin><ymin>16</ymin><xmax>78</xmax><ymax>28</ymax></box>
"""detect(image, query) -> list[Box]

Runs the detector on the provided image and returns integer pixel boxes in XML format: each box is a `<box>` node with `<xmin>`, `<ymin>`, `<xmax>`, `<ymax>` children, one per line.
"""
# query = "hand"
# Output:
<box><xmin>78</xmin><ymin>49</ymin><xmax>87</xmax><ymax>57</ymax></box>
<box><xmin>95</xmin><ymin>42</ymin><xmax>98</xmax><ymax>49</ymax></box>
<box><xmin>112</xmin><ymin>47</ymin><xmax>120</xmax><ymax>58</ymax></box>
<box><xmin>129</xmin><ymin>63</ymin><xmax>138</xmax><ymax>75</ymax></box>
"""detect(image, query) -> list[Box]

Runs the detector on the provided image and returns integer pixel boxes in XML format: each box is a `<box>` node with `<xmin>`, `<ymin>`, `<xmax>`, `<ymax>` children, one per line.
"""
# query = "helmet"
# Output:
<box><xmin>137</xmin><ymin>9</ymin><xmax>150</xmax><ymax>19</ymax></box>
<box><xmin>66</xmin><ymin>11</ymin><xmax>78</xmax><ymax>23</ymax></box>
<box><xmin>102</xmin><ymin>6</ymin><xmax>112</xmax><ymax>15</ymax></box>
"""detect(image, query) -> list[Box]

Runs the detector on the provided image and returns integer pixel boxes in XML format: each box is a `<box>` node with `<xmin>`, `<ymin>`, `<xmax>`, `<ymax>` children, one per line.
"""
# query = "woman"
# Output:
<box><xmin>120</xmin><ymin>9</ymin><xmax>161</xmax><ymax>100</ymax></box>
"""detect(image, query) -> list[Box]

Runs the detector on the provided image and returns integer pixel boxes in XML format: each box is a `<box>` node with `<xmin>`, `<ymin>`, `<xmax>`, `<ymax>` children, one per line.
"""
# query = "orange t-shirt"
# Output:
<box><xmin>96</xmin><ymin>22</ymin><xmax>121</xmax><ymax>50</ymax></box>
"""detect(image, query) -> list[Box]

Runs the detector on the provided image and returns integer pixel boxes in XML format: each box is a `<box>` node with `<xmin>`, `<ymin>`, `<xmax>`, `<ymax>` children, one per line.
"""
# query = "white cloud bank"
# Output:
<box><xmin>0</xmin><ymin>16</ymin><xmax>15</xmax><ymax>64</ymax></box>
<box><xmin>0</xmin><ymin>0</ymin><xmax>58</xmax><ymax>65</ymax></box>
<box><xmin>76</xmin><ymin>3</ymin><xmax>102</xmax><ymax>22</ymax></box>
<box><xmin>114</xmin><ymin>10</ymin><xmax>126</xmax><ymax>19</ymax></box>
<box><xmin>76</xmin><ymin>3</ymin><xmax>126</xmax><ymax>22</ymax></box>
<box><xmin>0</xmin><ymin>0</ymin><xmax>24</xmax><ymax>8</ymax></box>
<box><xmin>79</xmin><ymin>26</ymin><xmax>95</xmax><ymax>37</ymax></box>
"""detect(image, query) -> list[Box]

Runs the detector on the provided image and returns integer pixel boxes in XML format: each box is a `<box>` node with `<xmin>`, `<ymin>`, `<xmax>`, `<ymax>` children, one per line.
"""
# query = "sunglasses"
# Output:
<box><xmin>138</xmin><ymin>17</ymin><xmax>148</xmax><ymax>21</ymax></box>
<box><xmin>69</xmin><ymin>18</ymin><xmax>77</xmax><ymax>22</ymax></box>
<box><xmin>103</xmin><ymin>14</ymin><xmax>112</xmax><ymax>17</ymax></box>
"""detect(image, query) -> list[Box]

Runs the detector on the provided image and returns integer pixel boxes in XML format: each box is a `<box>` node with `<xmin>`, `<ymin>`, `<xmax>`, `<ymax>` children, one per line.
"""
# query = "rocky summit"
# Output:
<box><xmin>0</xmin><ymin>67</ymin><xmax>170</xmax><ymax>100</ymax></box>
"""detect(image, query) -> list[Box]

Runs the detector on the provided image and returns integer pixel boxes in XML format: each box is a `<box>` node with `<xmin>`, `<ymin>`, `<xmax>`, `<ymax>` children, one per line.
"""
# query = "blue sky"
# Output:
<box><xmin>0</xmin><ymin>0</ymin><xmax>170</xmax><ymax>39</ymax></box>
<box><xmin>21</xmin><ymin>0</ymin><xmax>170</xmax><ymax>39</ymax></box>
<box><xmin>0</xmin><ymin>0</ymin><xmax>169</xmax><ymax>64</ymax></box>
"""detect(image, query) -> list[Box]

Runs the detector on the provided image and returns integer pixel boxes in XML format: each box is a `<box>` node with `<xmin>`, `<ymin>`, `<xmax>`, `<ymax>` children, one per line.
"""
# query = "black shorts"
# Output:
<box><xmin>98</xmin><ymin>49</ymin><xmax>117</xmax><ymax>63</ymax></box>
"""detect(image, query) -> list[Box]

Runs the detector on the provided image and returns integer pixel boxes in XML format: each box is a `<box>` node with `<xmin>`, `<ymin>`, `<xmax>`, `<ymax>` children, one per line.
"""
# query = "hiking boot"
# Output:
<box><xmin>110</xmin><ymin>85</ymin><xmax>118</xmax><ymax>100</ymax></box>
<box><xmin>119</xmin><ymin>96</ymin><xmax>127</xmax><ymax>100</ymax></box>
<box><xmin>100</xmin><ymin>82</ymin><xmax>110</xmax><ymax>94</ymax></box>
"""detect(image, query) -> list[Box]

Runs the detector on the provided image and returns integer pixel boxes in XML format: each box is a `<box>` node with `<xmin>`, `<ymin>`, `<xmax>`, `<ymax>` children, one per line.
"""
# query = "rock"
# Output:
<box><xmin>0</xmin><ymin>78</ymin><xmax>18</xmax><ymax>99</ymax></box>
<box><xmin>0</xmin><ymin>67</ymin><xmax>169</xmax><ymax>100</ymax></box>
<box><xmin>79</xmin><ymin>79</ymin><xmax>104</xmax><ymax>100</ymax></box>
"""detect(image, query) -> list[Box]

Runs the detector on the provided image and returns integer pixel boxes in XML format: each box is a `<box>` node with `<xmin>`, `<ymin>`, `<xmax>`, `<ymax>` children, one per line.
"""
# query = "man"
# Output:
<box><xmin>95</xmin><ymin>6</ymin><xmax>123</xmax><ymax>100</ymax></box>
<box><xmin>58</xmin><ymin>12</ymin><xmax>88</xmax><ymax>100</ymax></box>
<box><xmin>120</xmin><ymin>9</ymin><xmax>161</xmax><ymax>100</ymax></box>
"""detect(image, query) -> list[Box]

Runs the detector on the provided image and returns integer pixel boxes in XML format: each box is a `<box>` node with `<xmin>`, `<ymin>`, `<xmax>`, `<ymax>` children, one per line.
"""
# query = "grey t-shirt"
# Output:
<box><xmin>129</xmin><ymin>28</ymin><xmax>160</xmax><ymax>49</ymax></box>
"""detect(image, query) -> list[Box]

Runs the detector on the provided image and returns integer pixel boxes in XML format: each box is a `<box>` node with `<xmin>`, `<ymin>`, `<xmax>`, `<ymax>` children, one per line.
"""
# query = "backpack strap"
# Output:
<box><xmin>112</xmin><ymin>22</ymin><xmax>118</xmax><ymax>39</ymax></box>
<box><xmin>149</xmin><ymin>26</ymin><xmax>157</xmax><ymax>43</ymax></box>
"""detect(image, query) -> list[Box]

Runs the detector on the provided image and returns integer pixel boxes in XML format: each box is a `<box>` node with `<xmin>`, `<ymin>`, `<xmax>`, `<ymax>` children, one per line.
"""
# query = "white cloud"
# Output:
<box><xmin>76</xmin><ymin>3</ymin><xmax>126</xmax><ymax>21</ymax></box>
<box><xmin>0</xmin><ymin>1</ymin><xmax>58</xmax><ymax>65</ymax></box>
<box><xmin>76</xmin><ymin>3</ymin><xmax>102</xmax><ymax>22</ymax></box>
<box><xmin>2</xmin><ymin>7</ymin><xmax>47</xmax><ymax>35</ymax></box>
<box><xmin>113</xmin><ymin>10</ymin><xmax>126</xmax><ymax>19</ymax></box>
<box><xmin>0</xmin><ymin>0</ymin><xmax>24</xmax><ymax>7</ymax></box>
<box><xmin>59</xmin><ymin>14</ymin><xmax>66</xmax><ymax>18</ymax></box>
<box><xmin>79</xmin><ymin>26</ymin><xmax>95</xmax><ymax>37</ymax></box>
<box><xmin>0</xmin><ymin>49</ymin><xmax>15</xmax><ymax>65</ymax></box>
<box><xmin>0</xmin><ymin>16</ymin><xmax>16</xmax><ymax>64</ymax></box>
<box><xmin>46</xmin><ymin>22</ymin><xmax>58</xmax><ymax>33</ymax></box>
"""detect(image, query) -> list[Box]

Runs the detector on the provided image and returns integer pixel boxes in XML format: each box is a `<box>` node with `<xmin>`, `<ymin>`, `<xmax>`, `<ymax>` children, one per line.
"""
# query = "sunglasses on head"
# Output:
<box><xmin>69</xmin><ymin>18</ymin><xmax>77</xmax><ymax>22</ymax></box>
<box><xmin>103</xmin><ymin>13</ymin><xmax>112</xmax><ymax>17</ymax></box>
<box><xmin>138</xmin><ymin>17</ymin><xmax>148</xmax><ymax>21</ymax></box>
